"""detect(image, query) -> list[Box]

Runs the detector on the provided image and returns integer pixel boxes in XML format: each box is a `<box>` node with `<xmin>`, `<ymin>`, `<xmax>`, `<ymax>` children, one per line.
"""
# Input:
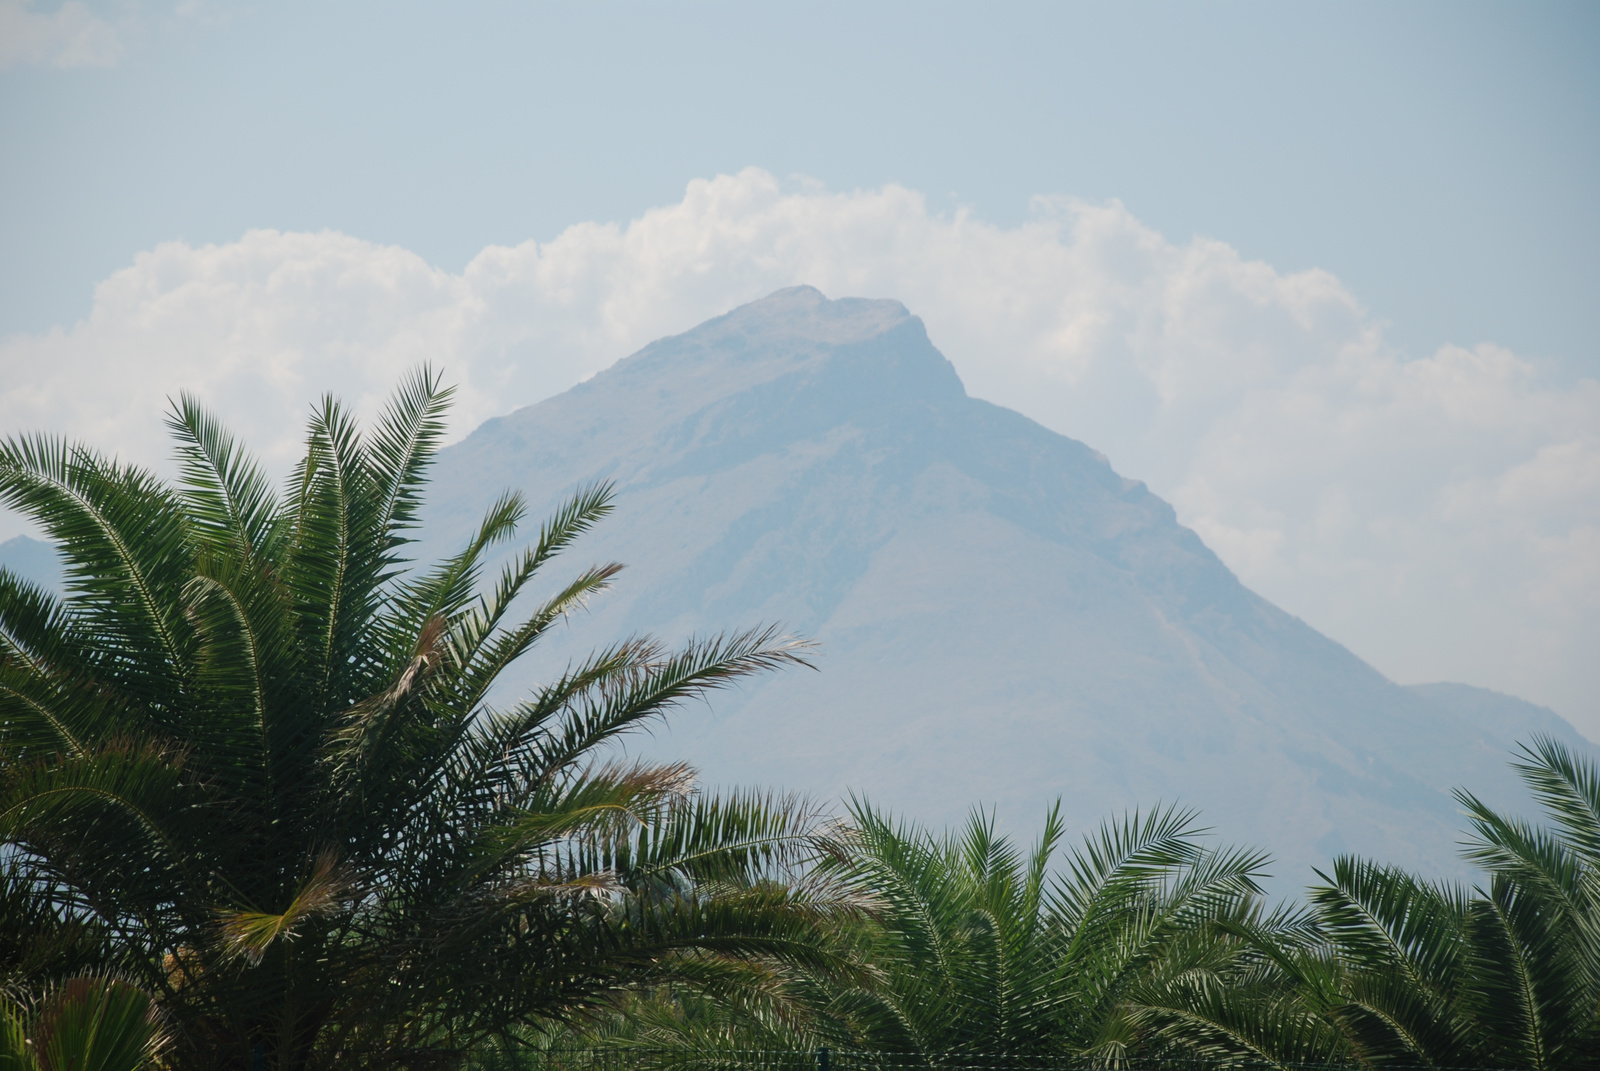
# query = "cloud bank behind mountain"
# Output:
<box><xmin>0</xmin><ymin>169</ymin><xmax>1594</xmax><ymax>732</ymax></box>
<box><xmin>0</xmin><ymin>0</ymin><xmax>121</xmax><ymax>69</ymax></box>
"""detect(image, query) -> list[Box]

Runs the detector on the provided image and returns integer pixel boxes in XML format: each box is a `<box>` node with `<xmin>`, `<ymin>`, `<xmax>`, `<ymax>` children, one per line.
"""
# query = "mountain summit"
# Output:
<box><xmin>424</xmin><ymin>286</ymin><xmax>1588</xmax><ymax>883</ymax></box>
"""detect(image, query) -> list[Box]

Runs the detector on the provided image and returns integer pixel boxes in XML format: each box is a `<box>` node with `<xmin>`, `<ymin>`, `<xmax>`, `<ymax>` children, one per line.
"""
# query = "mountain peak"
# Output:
<box><xmin>737</xmin><ymin>285</ymin><xmax>912</xmax><ymax>342</ymax></box>
<box><xmin>695</xmin><ymin>286</ymin><xmax>913</xmax><ymax>348</ymax></box>
<box><xmin>611</xmin><ymin>287</ymin><xmax>919</xmax><ymax>383</ymax></box>
<box><xmin>462</xmin><ymin>289</ymin><xmax>962</xmax><ymax>476</ymax></box>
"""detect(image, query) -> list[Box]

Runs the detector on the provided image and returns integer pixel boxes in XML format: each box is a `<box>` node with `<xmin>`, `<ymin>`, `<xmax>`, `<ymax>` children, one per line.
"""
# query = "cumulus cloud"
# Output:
<box><xmin>0</xmin><ymin>0</ymin><xmax>121</xmax><ymax>69</ymax></box>
<box><xmin>1</xmin><ymin>168</ymin><xmax>1595</xmax><ymax>732</ymax></box>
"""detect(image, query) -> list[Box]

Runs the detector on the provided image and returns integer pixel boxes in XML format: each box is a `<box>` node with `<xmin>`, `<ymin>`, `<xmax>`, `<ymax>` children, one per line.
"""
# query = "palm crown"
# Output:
<box><xmin>1276</xmin><ymin>736</ymin><xmax>1600</xmax><ymax>1068</ymax></box>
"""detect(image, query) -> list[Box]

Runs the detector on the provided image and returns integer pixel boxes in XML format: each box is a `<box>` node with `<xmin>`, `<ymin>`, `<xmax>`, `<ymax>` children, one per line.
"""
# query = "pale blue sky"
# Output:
<box><xmin>2</xmin><ymin>0</ymin><xmax>1597</xmax><ymax>378</ymax></box>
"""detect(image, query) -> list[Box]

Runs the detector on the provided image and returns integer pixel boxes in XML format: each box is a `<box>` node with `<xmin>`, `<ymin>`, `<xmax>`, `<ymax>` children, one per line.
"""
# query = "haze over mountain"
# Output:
<box><xmin>417</xmin><ymin>287</ymin><xmax>1592</xmax><ymax>885</ymax></box>
<box><xmin>1</xmin><ymin>287</ymin><xmax>1587</xmax><ymax>886</ymax></box>
<box><xmin>0</xmin><ymin>536</ymin><xmax>60</xmax><ymax>592</ymax></box>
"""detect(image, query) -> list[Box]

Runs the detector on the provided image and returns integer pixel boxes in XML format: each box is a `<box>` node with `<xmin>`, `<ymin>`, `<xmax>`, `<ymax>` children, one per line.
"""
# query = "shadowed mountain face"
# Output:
<box><xmin>400</xmin><ymin>288</ymin><xmax>1583</xmax><ymax>882</ymax></box>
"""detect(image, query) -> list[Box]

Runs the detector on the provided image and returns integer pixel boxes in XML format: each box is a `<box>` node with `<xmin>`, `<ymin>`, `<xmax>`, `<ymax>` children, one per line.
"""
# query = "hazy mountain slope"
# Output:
<box><xmin>1407</xmin><ymin>682</ymin><xmax>1588</xmax><ymax>755</ymax></box>
<box><xmin>421</xmin><ymin>287</ymin><xmax>1594</xmax><ymax>884</ymax></box>
<box><xmin>0</xmin><ymin>535</ymin><xmax>61</xmax><ymax>591</ymax></box>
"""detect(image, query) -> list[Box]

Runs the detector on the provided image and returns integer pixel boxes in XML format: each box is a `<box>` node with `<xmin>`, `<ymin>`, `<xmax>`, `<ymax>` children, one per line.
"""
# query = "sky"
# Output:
<box><xmin>1</xmin><ymin>1</ymin><xmax>1597</xmax><ymax>733</ymax></box>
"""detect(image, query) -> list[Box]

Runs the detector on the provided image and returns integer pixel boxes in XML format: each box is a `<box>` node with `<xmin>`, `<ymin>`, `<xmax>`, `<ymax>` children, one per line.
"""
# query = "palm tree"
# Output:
<box><xmin>823</xmin><ymin>800</ymin><xmax>1303</xmax><ymax>1065</ymax></box>
<box><xmin>0</xmin><ymin>370</ymin><xmax>845</xmax><ymax>1070</ymax></box>
<box><xmin>1266</xmin><ymin>736</ymin><xmax>1600</xmax><ymax>1069</ymax></box>
<box><xmin>581</xmin><ymin>800</ymin><xmax>1308</xmax><ymax>1067</ymax></box>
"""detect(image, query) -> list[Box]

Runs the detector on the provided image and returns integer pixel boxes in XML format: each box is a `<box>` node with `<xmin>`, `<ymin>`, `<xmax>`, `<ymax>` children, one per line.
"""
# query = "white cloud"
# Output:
<box><xmin>1</xmin><ymin>168</ymin><xmax>1595</xmax><ymax>734</ymax></box>
<box><xmin>0</xmin><ymin>0</ymin><xmax>121</xmax><ymax>69</ymax></box>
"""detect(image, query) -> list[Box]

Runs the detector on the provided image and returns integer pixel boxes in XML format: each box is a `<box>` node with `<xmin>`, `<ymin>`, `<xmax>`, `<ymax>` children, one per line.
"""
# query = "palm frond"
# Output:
<box><xmin>366</xmin><ymin>365</ymin><xmax>454</xmax><ymax>539</ymax></box>
<box><xmin>1052</xmin><ymin>804</ymin><xmax>1211</xmax><ymax>929</ymax></box>
<box><xmin>0</xmin><ymin>433</ymin><xmax>195</xmax><ymax>714</ymax></box>
<box><xmin>165</xmin><ymin>392</ymin><xmax>280</xmax><ymax>557</ymax></box>
<box><xmin>0</xmin><ymin>742</ymin><xmax>194</xmax><ymax>893</ymax></box>
<box><xmin>618</xmin><ymin>788</ymin><xmax>847</xmax><ymax>888</ymax></box>
<box><xmin>285</xmin><ymin>394</ymin><xmax>380</xmax><ymax>707</ymax></box>
<box><xmin>27</xmin><ymin>976</ymin><xmax>167</xmax><ymax>1071</ymax></box>
<box><xmin>530</xmin><ymin>627</ymin><xmax>814</xmax><ymax>777</ymax></box>
<box><xmin>1512</xmin><ymin>734</ymin><xmax>1600</xmax><ymax>861</ymax></box>
<box><xmin>216</xmin><ymin>851</ymin><xmax>350</xmax><ymax>965</ymax></box>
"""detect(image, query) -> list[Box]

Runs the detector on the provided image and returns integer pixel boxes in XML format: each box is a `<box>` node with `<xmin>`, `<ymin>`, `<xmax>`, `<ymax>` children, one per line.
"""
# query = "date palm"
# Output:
<box><xmin>575</xmin><ymin>801</ymin><xmax>1312</xmax><ymax>1067</ymax></box>
<box><xmin>0</xmin><ymin>370</ymin><xmax>841</xmax><ymax>1070</ymax></box>
<box><xmin>1289</xmin><ymin>736</ymin><xmax>1600</xmax><ymax>1068</ymax></box>
<box><xmin>825</xmin><ymin>801</ymin><xmax>1294</xmax><ymax>1064</ymax></box>
<box><xmin>1204</xmin><ymin>736</ymin><xmax>1600</xmax><ymax>1069</ymax></box>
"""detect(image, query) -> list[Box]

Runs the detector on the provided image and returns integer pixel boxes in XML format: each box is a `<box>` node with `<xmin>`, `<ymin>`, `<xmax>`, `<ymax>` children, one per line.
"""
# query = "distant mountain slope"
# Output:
<box><xmin>1407</xmin><ymin>682</ymin><xmax>1588</xmax><ymax>756</ymax></box>
<box><xmin>0</xmin><ymin>535</ymin><xmax>61</xmax><ymax>591</ymax></box>
<box><xmin>421</xmin><ymin>287</ymin><xmax>1595</xmax><ymax>885</ymax></box>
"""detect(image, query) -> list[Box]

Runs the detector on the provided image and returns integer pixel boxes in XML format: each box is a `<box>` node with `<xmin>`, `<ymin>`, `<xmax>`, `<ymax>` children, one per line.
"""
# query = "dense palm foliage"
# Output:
<box><xmin>1</xmin><ymin>976</ymin><xmax>167</xmax><ymax>1071</ymax></box>
<box><xmin>521</xmin><ymin>744</ymin><xmax>1600</xmax><ymax>1070</ymax></box>
<box><xmin>823</xmin><ymin>801</ymin><xmax>1288</xmax><ymax>1062</ymax></box>
<box><xmin>1247</xmin><ymin>735</ymin><xmax>1600</xmax><ymax>1069</ymax></box>
<box><xmin>0</xmin><ymin>371</ymin><xmax>847</xmax><ymax>1069</ymax></box>
<box><xmin>558</xmin><ymin>801</ymin><xmax>1331</xmax><ymax>1066</ymax></box>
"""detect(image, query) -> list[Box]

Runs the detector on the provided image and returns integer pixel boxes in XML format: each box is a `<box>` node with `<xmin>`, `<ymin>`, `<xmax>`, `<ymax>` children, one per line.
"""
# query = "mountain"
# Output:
<box><xmin>421</xmin><ymin>287</ymin><xmax>1598</xmax><ymax>885</ymax></box>
<box><xmin>418</xmin><ymin>286</ymin><xmax>1600</xmax><ymax>886</ymax></box>
<box><xmin>9</xmin><ymin>287</ymin><xmax>1586</xmax><ymax>889</ymax></box>
<box><xmin>0</xmin><ymin>535</ymin><xmax>61</xmax><ymax>591</ymax></box>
